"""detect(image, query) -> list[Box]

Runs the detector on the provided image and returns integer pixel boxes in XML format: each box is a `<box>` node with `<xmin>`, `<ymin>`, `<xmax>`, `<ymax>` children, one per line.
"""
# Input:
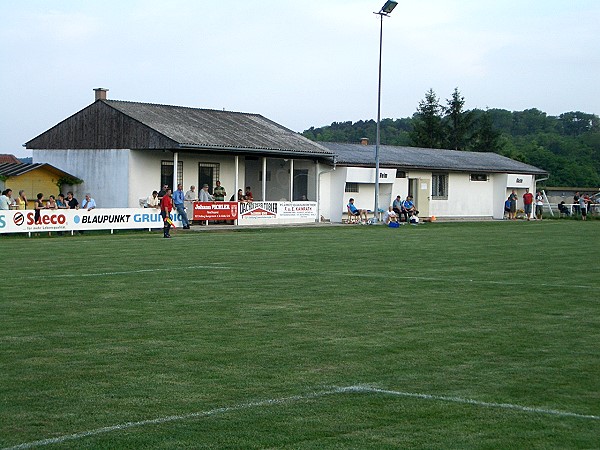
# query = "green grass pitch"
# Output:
<box><xmin>1</xmin><ymin>221</ymin><xmax>599</xmax><ymax>448</ymax></box>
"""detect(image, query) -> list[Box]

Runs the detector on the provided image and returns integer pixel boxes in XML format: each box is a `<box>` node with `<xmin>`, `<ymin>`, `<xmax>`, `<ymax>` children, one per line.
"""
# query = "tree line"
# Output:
<box><xmin>302</xmin><ymin>88</ymin><xmax>600</xmax><ymax>187</ymax></box>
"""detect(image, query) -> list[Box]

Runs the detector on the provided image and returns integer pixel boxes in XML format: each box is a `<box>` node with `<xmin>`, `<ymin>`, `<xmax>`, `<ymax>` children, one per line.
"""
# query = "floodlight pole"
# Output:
<box><xmin>374</xmin><ymin>0</ymin><xmax>397</xmax><ymax>223</ymax></box>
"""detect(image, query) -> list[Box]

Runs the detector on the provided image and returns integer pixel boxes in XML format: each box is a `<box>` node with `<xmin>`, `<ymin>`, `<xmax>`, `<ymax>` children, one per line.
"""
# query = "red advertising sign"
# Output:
<box><xmin>193</xmin><ymin>202</ymin><xmax>238</xmax><ymax>220</ymax></box>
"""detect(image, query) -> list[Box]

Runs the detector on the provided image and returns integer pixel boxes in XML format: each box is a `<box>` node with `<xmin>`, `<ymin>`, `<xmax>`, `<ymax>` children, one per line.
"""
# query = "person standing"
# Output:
<box><xmin>172</xmin><ymin>184</ymin><xmax>190</xmax><ymax>229</ymax></box>
<box><xmin>573</xmin><ymin>191</ymin><xmax>581</xmax><ymax>215</ymax></box>
<box><xmin>15</xmin><ymin>190</ymin><xmax>28</xmax><ymax>209</ymax></box>
<box><xmin>535</xmin><ymin>191</ymin><xmax>544</xmax><ymax>220</ymax></box>
<box><xmin>579</xmin><ymin>195</ymin><xmax>587</xmax><ymax>221</ymax></box>
<box><xmin>522</xmin><ymin>188</ymin><xmax>534</xmax><ymax>221</ymax></box>
<box><xmin>160</xmin><ymin>188</ymin><xmax>173</xmax><ymax>238</ymax></box>
<box><xmin>145</xmin><ymin>191</ymin><xmax>160</xmax><ymax>209</ymax></box>
<box><xmin>509</xmin><ymin>190</ymin><xmax>518</xmax><ymax>220</ymax></box>
<box><xmin>34</xmin><ymin>193</ymin><xmax>44</xmax><ymax>224</ymax></box>
<box><xmin>213</xmin><ymin>180</ymin><xmax>226</xmax><ymax>201</ymax></box>
<box><xmin>66</xmin><ymin>191</ymin><xmax>79</xmax><ymax>209</ymax></box>
<box><xmin>0</xmin><ymin>189</ymin><xmax>12</xmax><ymax>210</ymax></box>
<box><xmin>199</xmin><ymin>184</ymin><xmax>214</xmax><ymax>202</ymax></box>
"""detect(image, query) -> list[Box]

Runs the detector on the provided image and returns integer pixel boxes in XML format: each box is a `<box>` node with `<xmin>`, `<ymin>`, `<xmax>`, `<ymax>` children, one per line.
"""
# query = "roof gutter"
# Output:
<box><xmin>177</xmin><ymin>143</ymin><xmax>336</xmax><ymax>159</ymax></box>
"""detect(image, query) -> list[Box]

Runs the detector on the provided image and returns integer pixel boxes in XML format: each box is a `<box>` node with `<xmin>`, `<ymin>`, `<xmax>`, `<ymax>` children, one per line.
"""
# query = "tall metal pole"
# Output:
<box><xmin>375</xmin><ymin>12</ymin><xmax>383</xmax><ymax>222</ymax></box>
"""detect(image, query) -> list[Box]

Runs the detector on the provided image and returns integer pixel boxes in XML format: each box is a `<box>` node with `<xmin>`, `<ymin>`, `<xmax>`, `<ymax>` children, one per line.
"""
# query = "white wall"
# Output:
<box><xmin>430</xmin><ymin>173</ymin><xmax>494</xmax><ymax>217</ymax></box>
<box><xmin>33</xmin><ymin>149</ymin><xmax>129</xmax><ymax>208</ymax></box>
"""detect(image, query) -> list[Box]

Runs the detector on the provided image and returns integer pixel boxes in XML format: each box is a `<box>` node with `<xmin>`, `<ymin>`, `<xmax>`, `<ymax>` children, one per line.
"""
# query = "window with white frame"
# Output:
<box><xmin>432</xmin><ymin>173</ymin><xmax>448</xmax><ymax>199</ymax></box>
<box><xmin>345</xmin><ymin>182</ymin><xmax>359</xmax><ymax>193</ymax></box>
<box><xmin>470</xmin><ymin>173</ymin><xmax>488</xmax><ymax>182</ymax></box>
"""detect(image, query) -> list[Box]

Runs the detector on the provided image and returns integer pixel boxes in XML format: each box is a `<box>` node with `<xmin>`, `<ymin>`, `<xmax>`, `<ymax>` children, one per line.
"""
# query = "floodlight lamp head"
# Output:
<box><xmin>380</xmin><ymin>0</ymin><xmax>398</xmax><ymax>15</ymax></box>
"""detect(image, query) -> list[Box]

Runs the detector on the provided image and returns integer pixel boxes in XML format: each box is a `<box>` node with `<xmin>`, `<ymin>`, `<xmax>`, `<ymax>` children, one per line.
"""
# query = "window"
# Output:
<box><xmin>345</xmin><ymin>182</ymin><xmax>359</xmax><ymax>193</ymax></box>
<box><xmin>395</xmin><ymin>170</ymin><xmax>406</xmax><ymax>178</ymax></box>
<box><xmin>161</xmin><ymin>160</ymin><xmax>183</xmax><ymax>189</ymax></box>
<box><xmin>198</xmin><ymin>163</ymin><xmax>220</xmax><ymax>194</ymax></box>
<box><xmin>432</xmin><ymin>173</ymin><xmax>448</xmax><ymax>199</ymax></box>
<box><xmin>470</xmin><ymin>174</ymin><xmax>488</xmax><ymax>182</ymax></box>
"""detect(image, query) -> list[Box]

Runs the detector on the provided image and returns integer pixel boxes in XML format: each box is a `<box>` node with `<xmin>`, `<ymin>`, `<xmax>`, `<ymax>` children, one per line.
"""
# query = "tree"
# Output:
<box><xmin>470</xmin><ymin>109</ymin><xmax>503</xmax><ymax>152</ymax></box>
<box><xmin>444</xmin><ymin>87</ymin><xmax>473</xmax><ymax>150</ymax></box>
<box><xmin>411</xmin><ymin>89</ymin><xmax>445</xmax><ymax>148</ymax></box>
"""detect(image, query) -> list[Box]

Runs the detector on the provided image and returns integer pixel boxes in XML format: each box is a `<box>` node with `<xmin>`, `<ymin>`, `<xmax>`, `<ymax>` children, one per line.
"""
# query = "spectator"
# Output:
<box><xmin>0</xmin><ymin>189</ymin><xmax>12</xmax><ymax>210</ymax></box>
<box><xmin>579</xmin><ymin>195</ymin><xmax>587</xmax><ymax>221</ymax></box>
<box><xmin>347</xmin><ymin>198</ymin><xmax>368</xmax><ymax>222</ymax></box>
<box><xmin>509</xmin><ymin>190</ymin><xmax>518</xmax><ymax>220</ymax></box>
<box><xmin>573</xmin><ymin>191</ymin><xmax>581</xmax><ymax>215</ymax></box>
<box><xmin>16</xmin><ymin>190</ymin><xmax>28</xmax><ymax>209</ymax></box>
<box><xmin>46</xmin><ymin>195</ymin><xmax>58</xmax><ymax>210</ymax></box>
<box><xmin>160</xmin><ymin>188</ymin><xmax>173</xmax><ymax>238</ymax></box>
<box><xmin>185</xmin><ymin>185</ymin><xmax>197</xmax><ymax>208</ymax></box>
<box><xmin>558</xmin><ymin>201</ymin><xmax>570</xmax><ymax>216</ymax></box>
<box><xmin>213</xmin><ymin>180</ymin><xmax>226</xmax><ymax>201</ymax></box>
<box><xmin>402</xmin><ymin>196</ymin><xmax>418</xmax><ymax>223</ymax></box>
<box><xmin>392</xmin><ymin>195</ymin><xmax>403</xmax><ymax>219</ymax></box>
<box><xmin>145</xmin><ymin>191</ymin><xmax>160</xmax><ymax>209</ymax></box>
<box><xmin>158</xmin><ymin>184</ymin><xmax>169</xmax><ymax>201</ymax></box>
<box><xmin>410</xmin><ymin>212</ymin><xmax>420</xmax><ymax>224</ymax></box>
<box><xmin>523</xmin><ymin>188</ymin><xmax>534</xmax><ymax>221</ymax></box>
<box><xmin>199</xmin><ymin>184</ymin><xmax>214</xmax><ymax>202</ymax></box>
<box><xmin>173</xmin><ymin>183</ymin><xmax>190</xmax><ymax>229</ymax></box>
<box><xmin>383</xmin><ymin>206</ymin><xmax>398</xmax><ymax>224</ymax></box>
<box><xmin>66</xmin><ymin>191</ymin><xmax>79</xmax><ymax>209</ymax></box>
<box><xmin>56</xmin><ymin>194</ymin><xmax>68</xmax><ymax>209</ymax></box>
<box><xmin>81</xmin><ymin>193</ymin><xmax>96</xmax><ymax>211</ymax></box>
<box><xmin>535</xmin><ymin>191</ymin><xmax>544</xmax><ymax>220</ymax></box>
<box><xmin>34</xmin><ymin>193</ymin><xmax>44</xmax><ymax>224</ymax></box>
<box><xmin>245</xmin><ymin>186</ymin><xmax>254</xmax><ymax>202</ymax></box>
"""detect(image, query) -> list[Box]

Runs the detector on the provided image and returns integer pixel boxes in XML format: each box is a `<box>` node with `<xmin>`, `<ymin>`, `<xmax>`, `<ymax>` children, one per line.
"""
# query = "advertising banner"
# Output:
<box><xmin>193</xmin><ymin>202</ymin><xmax>238</xmax><ymax>220</ymax></box>
<box><xmin>277</xmin><ymin>202</ymin><xmax>317</xmax><ymax>218</ymax></box>
<box><xmin>238</xmin><ymin>202</ymin><xmax>278</xmax><ymax>219</ymax></box>
<box><xmin>0</xmin><ymin>208</ymin><xmax>183</xmax><ymax>234</ymax></box>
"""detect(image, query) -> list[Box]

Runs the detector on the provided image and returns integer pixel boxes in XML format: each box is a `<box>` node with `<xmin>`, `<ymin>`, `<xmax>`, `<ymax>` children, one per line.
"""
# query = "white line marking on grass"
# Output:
<box><xmin>4</xmin><ymin>385</ymin><xmax>599</xmax><ymax>450</ymax></box>
<box><xmin>48</xmin><ymin>265</ymin><xmax>231</xmax><ymax>279</ymax></box>
<box><xmin>345</xmin><ymin>385</ymin><xmax>600</xmax><ymax>421</ymax></box>
<box><xmin>2</xmin><ymin>386</ymin><xmax>353</xmax><ymax>450</ymax></box>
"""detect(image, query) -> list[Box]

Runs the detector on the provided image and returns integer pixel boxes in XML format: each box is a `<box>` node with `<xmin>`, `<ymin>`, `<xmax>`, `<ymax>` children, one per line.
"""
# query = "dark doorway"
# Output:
<box><xmin>293</xmin><ymin>169</ymin><xmax>309</xmax><ymax>201</ymax></box>
<box><xmin>198</xmin><ymin>163</ymin><xmax>220</xmax><ymax>194</ymax></box>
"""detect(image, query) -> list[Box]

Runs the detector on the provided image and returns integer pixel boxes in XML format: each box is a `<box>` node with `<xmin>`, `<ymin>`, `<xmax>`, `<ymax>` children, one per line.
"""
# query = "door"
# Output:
<box><xmin>198</xmin><ymin>164</ymin><xmax>217</xmax><ymax>194</ymax></box>
<box><xmin>293</xmin><ymin>169</ymin><xmax>309</xmax><ymax>201</ymax></box>
<box><xmin>416</xmin><ymin>178</ymin><xmax>430</xmax><ymax>217</ymax></box>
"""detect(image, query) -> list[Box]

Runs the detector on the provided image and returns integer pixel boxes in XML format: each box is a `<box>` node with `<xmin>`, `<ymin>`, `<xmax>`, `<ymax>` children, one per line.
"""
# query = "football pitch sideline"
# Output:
<box><xmin>1</xmin><ymin>221</ymin><xmax>599</xmax><ymax>448</ymax></box>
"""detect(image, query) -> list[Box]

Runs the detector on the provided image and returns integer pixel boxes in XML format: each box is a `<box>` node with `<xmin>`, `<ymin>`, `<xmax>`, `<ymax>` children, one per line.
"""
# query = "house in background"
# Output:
<box><xmin>318</xmin><ymin>140</ymin><xmax>548</xmax><ymax>221</ymax></box>
<box><xmin>26</xmin><ymin>89</ymin><xmax>334</xmax><ymax>210</ymax></box>
<box><xmin>0</xmin><ymin>154</ymin><xmax>21</xmax><ymax>164</ymax></box>
<box><xmin>0</xmin><ymin>159</ymin><xmax>80</xmax><ymax>208</ymax></box>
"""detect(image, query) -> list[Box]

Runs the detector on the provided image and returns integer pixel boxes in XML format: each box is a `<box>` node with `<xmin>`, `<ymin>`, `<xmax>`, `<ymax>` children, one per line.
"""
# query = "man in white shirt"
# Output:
<box><xmin>145</xmin><ymin>191</ymin><xmax>160</xmax><ymax>209</ymax></box>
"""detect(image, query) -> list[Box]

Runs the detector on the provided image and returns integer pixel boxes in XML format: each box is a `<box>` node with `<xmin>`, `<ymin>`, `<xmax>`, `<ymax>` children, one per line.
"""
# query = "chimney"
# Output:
<box><xmin>94</xmin><ymin>88</ymin><xmax>109</xmax><ymax>101</ymax></box>
<box><xmin>360</xmin><ymin>137</ymin><xmax>369</xmax><ymax>145</ymax></box>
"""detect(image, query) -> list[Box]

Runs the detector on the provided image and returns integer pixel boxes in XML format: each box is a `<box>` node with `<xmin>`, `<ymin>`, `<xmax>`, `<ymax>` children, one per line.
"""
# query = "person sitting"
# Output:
<box><xmin>401</xmin><ymin>196</ymin><xmax>417</xmax><ymax>222</ymax></box>
<box><xmin>410</xmin><ymin>211</ymin><xmax>420</xmax><ymax>224</ymax></box>
<box><xmin>46</xmin><ymin>195</ymin><xmax>58</xmax><ymax>210</ymax></box>
<box><xmin>383</xmin><ymin>206</ymin><xmax>398</xmax><ymax>224</ymax></box>
<box><xmin>347</xmin><ymin>198</ymin><xmax>368</xmax><ymax>223</ymax></box>
<box><xmin>392</xmin><ymin>195</ymin><xmax>403</xmax><ymax>218</ymax></box>
<box><xmin>558</xmin><ymin>201</ymin><xmax>570</xmax><ymax>216</ymax></box>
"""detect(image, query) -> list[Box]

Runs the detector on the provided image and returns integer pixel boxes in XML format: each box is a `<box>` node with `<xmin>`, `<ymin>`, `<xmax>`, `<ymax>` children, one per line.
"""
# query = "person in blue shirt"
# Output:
<box><xmin>172</xmin><ymin>184</ymin><xmax>190</xmax><ymax>229</ymax></box>
<box><xmin>401</xmin><ymin>196</ymin><xmax>417</xmax><ymax>222</ymax></box>
<box><xmin>347</xmin><ymin>198</ymin><xmax>368</xmax><ymax>222</ymax></box>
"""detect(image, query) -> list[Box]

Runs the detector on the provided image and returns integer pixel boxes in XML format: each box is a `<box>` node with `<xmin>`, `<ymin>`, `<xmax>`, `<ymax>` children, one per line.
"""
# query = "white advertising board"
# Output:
<box><xmin>0</xmin><ymin>208</ymin><xmax>183</xmax><ymax>234</ymax></box>
<box><xmin>237</xmin><ymin>201</ymin><xmax>317</xmax><ymax>225</ymax></box>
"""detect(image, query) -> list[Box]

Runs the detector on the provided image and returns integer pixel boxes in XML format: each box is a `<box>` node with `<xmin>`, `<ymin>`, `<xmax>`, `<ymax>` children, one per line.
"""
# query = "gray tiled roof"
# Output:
<box><xmin>0</xmin><ymin>162</ymin><xmax>77</xmax><ymax>178</ymax></box>
<box><xmin>321</xmin><ymin>142</ymin><xmax>547</xmax><ymax>175</ymax></box>
<box><xmin>104</xmin><ymin>100</ymin><xmax>333</xmax><ymax>157</ymax></box>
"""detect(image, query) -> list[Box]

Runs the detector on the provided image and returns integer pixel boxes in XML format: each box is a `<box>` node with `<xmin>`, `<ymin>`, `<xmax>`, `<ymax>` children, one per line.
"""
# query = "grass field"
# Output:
<box><xmin>1</xmin><ymin>221</ymin><xmax>599</xmax><ymax>449</ymax></box>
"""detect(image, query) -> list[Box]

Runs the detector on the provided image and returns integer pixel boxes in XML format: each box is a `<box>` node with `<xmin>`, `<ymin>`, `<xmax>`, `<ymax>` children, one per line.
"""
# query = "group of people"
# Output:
<box><xmin>505</xmin><ymin>189</ymin><xmax>596</xmax><ymax>221</ymax></box>
<box><xmin>0</xmin><ymin>189</ymin><xmax>96</xmax><ymax>217</ymax></box>
<box><xmin>504</xmin><ymin>188</ymin><xmax>544</xmax><ymax>221</ymax></box>
<box><xmin>558</xmin><ymin>192</ymin><xmax>595</xmax><ymax>220</ymax></box>
<box><xmin>150</xmin><ymin>181</ymin><xmax>255</xmax><ymax>237</ymax></box>
<box><xmin>346</xmin><ymin>195</ymin><xmax>420</xmax><ymax>225</ymax></box>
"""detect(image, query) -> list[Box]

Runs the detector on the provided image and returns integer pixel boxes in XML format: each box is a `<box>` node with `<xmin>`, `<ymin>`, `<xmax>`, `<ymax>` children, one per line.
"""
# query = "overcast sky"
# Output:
<box><xmin>2</xmin><ymin>0</ymin><xmax>599</xmax><ymax>157</ymax></box>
